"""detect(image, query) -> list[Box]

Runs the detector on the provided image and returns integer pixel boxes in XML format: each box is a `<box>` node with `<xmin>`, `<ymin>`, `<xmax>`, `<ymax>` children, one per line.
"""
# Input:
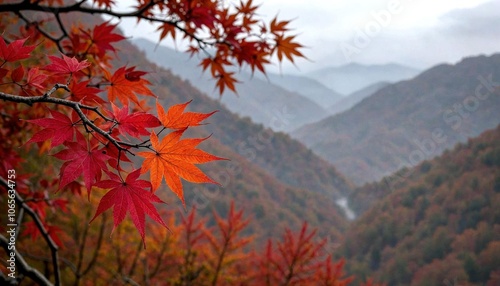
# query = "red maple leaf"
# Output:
<box><xmin>108</xmin><ymin>104</ymin><xmax>161</xmax><ymax>138</ymax></box>
<box><xmin>84</xmin><ymin>22</ymin><xmax>125</xmax><ymax>57</ymax></box>
<box><xmin>68</xmin><ymin>79</ymin><xmax>105</xmax><ymax>105</ymax></box>
<box><xmin>137</xmin><ymin>130</ymin><xmax>225</xmax><ymax>205</ymax></box>
<box><xmin>53</xmin><ymin>135</ymin><xmax>111</xmax><ymax>193</ymax></box>
<box><xmin>26</xmin><ymin>67</ymin><xmax>48</xmax><ymax>91</ymax></box>
<box><xmin>90</xmin><ymin>169</ymin><xmax>167</xmax><ymax>245</ymax></box>
<box><xmin>0</xmin><ymin>37</ymin><xmax>35</xmax><ymax>62</ymax></box>
<box><xmin>156</xmin><ymin>100</ymin><xmax>216</xmax><ymax>130</ymax></box>
<box><xmin>44</xmin><ymin>54</ymin><xmax>91</xmax><ymax>75</ymax></box>
<box><xmin>26</xmin><ymin>109</ymin><xmax>80</xmax><ymax>149</ymax></box>
<box><xmin>10</xmin><ymin>65</ymin><xmax>24</xmax><ymax>83</ymax></box>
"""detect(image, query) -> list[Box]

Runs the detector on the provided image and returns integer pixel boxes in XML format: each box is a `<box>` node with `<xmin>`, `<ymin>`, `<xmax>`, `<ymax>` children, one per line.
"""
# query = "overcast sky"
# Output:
<box><xmin>111</xmin><ymin>0</ymin><xmax>500</xmax><ymax>73</ymax></box>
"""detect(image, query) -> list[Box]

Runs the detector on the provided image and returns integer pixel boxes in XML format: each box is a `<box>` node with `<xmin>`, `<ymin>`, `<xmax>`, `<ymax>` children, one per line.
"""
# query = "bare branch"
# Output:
<box><xmin>0</xmin><ymin>177</ymin><xmax>57</xmax><ymax>286</ymax></box>
<box><xmin>0</xmin><ymin>235</ymin><xmax>54</xmax><ymax>286</ymax></box>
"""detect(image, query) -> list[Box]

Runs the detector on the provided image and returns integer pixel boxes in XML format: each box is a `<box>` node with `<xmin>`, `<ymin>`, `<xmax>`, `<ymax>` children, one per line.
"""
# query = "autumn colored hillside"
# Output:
<box><xmin>340</xmin><ymin>125</ymin><xmax>500</xmax><ymax>285</ymax></box>
<box><xmin>293</xmin><ymin>55</ymin><xmax>500</xmax><ymax>185</ymax></box>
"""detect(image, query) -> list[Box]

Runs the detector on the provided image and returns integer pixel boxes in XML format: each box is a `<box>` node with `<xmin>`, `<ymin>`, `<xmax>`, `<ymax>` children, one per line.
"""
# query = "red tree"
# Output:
<box><xmin>0</xmin><ymin>0</ymin><xmax>303</xmax><ymax>284</ymax></box>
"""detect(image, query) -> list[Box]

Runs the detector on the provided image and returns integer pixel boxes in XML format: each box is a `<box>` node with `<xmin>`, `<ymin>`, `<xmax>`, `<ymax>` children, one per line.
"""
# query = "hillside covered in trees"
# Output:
<box><xmin>341</xmin><ymin>125</ymin><xmax>500</xmax><ymax>285</ymax></box>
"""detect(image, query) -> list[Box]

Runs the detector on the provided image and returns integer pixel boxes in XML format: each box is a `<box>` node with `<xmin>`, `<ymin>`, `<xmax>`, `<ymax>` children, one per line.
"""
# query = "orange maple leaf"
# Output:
<box><xmin>156</xmin><ymin>100</ymin><xmax>217</xmax><ymax>130</ymax></box>
<box><xmin>104</xmin><ymin>66</ymin><xmax>155</xmax><ymax>106</ymax></box>
<box><xmin>137</xmin><ymin>130</ymin><xmax>225</xmax><ymax>205</ymax></box>
<box><xmin>274</xmin><ymin>35</ymin><xmax>304</xmax><ymax>63</ymax></box>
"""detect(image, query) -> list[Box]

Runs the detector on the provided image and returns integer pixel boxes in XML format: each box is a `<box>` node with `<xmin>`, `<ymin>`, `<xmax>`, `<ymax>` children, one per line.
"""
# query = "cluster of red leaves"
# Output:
<box><xmin>0</xmin><ymin>32</ymin><xmax>222</xmax><ymax>244</ymax></box>
<box><xmin>153</xmin><ymin>0</ymin><xmax>305</xmax><ymax>93</ymax></box>
<box><xmin>0</xmin><ymin>0</ymin><xmax>304</xmax><ymax>246</ymax></box>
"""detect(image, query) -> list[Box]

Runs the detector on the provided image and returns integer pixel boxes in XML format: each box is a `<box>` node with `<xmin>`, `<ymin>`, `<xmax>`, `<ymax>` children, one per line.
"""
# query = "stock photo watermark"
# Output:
<box><xmin>443</xmin><ymin>74</ymin><xmax>499</xmax><ymax>131</ymax></box>
<box><xmin>5</xmin><ymin>169</ymin><xmax>17</xmax><ymax>279</ymax></box>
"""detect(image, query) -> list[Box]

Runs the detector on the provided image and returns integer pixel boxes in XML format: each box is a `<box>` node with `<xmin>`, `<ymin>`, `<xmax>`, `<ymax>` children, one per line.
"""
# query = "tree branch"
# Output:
<box><xmin>0</xmin><ymin>235</ymin><xmax>53</xmax><ymax>286</ymax></box>
<box><xmin>0</xmin><ymin>1</ymin><xmax>217</xmax><ymax>58</ymax></box>
<box><xmin>0</xmin><ymin>86</ymin><xmax>146</xmax><ymax>151</ymax></box>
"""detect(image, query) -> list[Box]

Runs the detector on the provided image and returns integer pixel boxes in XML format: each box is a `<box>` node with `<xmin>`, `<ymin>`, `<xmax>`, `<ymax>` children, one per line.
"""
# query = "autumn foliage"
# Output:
<box><xmin>0</xmin><ymin>0</ymin><xmax>303</xmax><ymax>243</ymax></box>
<box><xmin>0</xmin><ymin>0</ymin><xmax>371</xmax><ymax>285</ymax></box>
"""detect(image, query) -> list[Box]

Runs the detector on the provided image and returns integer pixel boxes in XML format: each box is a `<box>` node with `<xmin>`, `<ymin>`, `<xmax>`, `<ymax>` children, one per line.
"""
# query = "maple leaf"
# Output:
<box><xmin>274</xmin><ymin>34</ymin><xmax>304</xmax><ymax>63</ymax></box>
<box><xmin>270</xmin><ymin>17</ymin><xmax>291</xmax><ymax>34</ymax></box>
<box><xmin>85</xmin><ymin>22</ymin><xmax>125</xmax><ymax>57</ymax></box>
<box><xmin>0</xmin><ymin>37</ymin><xmax>35</xmax><ymax>62</ymax></box>
<box><xmin>156</xmin><ymin>100</ymin><xmax>216</xmax><ymax>130</ymax></box>
<box><xmin>90</xmin><ymin>169</ymin><xmax>167</xmax><ymax>245</ymax></box>
<box><xmin>53</xmin><ymin>135</ymin><xmax>111</xmax><ymax>193</ymax></box>
<box><xmin>216</xmin><ymin>71</ymin><xmax>239</xmax><ymax>94</ymax></box>
<box><xmin>236</xmin><ymin>41</ymin><xmax>270</xmax><ymax>74</ymax></box>
<box><xmin>237</xmin><ymin>0</ymin><xmax>259</xmax><ymax>15</ymax></box>
<box><xmin>26</xmin><ymin>67</ymin><xmax>48</xmax><ymax>91</ymax></box>
<box><xmin>137</xmin><ymin>130</ymin><xmax>225</xmax><ymax>205</ymax></box>
<box><xmin>11</xmin><ymin>65</ymin><xmax>24</xmax><ymax>83</ymax></box>
<box><xmin>108</xmin><ymin>104</ymin><xmax>161</xmax><ymax>138</ymax></box>
<box><xmin>26</xmin><ymin>109</ymin><xmax>79</xmax><ymax>148</ymax></box>
<box><xmin>44</xmin><ymin>54</ymin><xmax>91</xmax><ymax>75</ymax></box>
<box><xmin>104</xmin><ymin>66</ymin><xmax>155</xmax><ymax>106</ymax></box>
<box><xmin>68</xmin><ymin>79</ymin><xmax>105</xmax><ymax>105</ymax></box>
<box><xmin>157</xmin><ymin>22</ymin><xmax>177</xmax><ymax>41</ymax></box>
<box><xmin>201</xmin><ymin>55</ymin><xmax>239</xmax><ymax>94</ymax></box>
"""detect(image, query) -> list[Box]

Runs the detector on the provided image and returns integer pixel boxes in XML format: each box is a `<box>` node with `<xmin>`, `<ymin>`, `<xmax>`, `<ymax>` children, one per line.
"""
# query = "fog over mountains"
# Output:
<box><xmin>307</xmin><ymin>63</ymin><xmax>420</xmax><ymax>95</ymax></box>
<box><xmin>134</xmin><ymin>38</ymin><xmax>500</xmax><ymax>188</ymax></box>
<box><xmin>328</xmin><ymin>81</ymin><xmax>390</xmax><ymax>115</ymax></box>
<box><xmin>292</xmin><ymin>53</ymin><xmax>500</xmax><ymax>185</ymax></box>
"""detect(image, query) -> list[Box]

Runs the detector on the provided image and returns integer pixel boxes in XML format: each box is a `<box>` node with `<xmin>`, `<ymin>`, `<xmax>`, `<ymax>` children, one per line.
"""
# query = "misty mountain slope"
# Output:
<box><xmin>133</xmin><ymin>38</ymin><xmax>329</xmax><ymax>132</ymax></box>
<box><xmin>111</xmin><ymin>38</ymin><xmax>354</xmax><ymax>240</ymax></box>
<box><xmin>292</xmin><ymin>54</ymin><xmax>500</xmax><ymax>185</ymax></box>
<box><xmin>257</xmin><ymin>72</ymin><xmax>345</xmax><ymax>107</ymax></box>
<box><xmin>340</xmin><ymin>125</ymin><xmax>500</xmax><ymax>286</ymax></box>
<box><xmin>328</xmin><ymin>81</ymin><xmax>390</xmax><ymax>115</ymax></box>
<box><xmin>308</xmin><ymin>62</ymin><xmax>420</xmax><ymax>95</ymax></box>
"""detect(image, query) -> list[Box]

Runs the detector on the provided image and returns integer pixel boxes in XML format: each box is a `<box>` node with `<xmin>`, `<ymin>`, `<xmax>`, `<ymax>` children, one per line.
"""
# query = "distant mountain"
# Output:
<box><xmin>292</xmin><ymin>54</ymin><xmax>500</xmax><ymax>185</ymax></box>
<box><xmin>114</xmin><ymin>38</ymin><xmax>353</xmax><ymax>241</ymax></box>
<box><xmin>328</xmin><ymin>81</ymin><xmax>390</xmax><ymax>115</ymax></box>
<box><xmin>340</xmin><ymin>125</ymin><xmax>500</xmax><ymax>286</ymax></box>
<box><xmin>133</xmin><ymin>38</ymin><xmax>330</xmax><ymax>132</ymax></box>
<box><xmin>258</xmin><ymin>72</ymin><xmax>344</xmax><ymax>107</ymax></box>
<box><xmin>307</xmin><ymin>63</ymin><xmax>420</xmax><ymax>95</ymax></box>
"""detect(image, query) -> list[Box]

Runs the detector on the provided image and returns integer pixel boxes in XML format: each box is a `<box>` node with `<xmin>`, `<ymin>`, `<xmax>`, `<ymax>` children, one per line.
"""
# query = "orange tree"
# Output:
<box><xmin>0</xmin><ymin>0</ymin><xmax>306</xmax><ymax>284</ymax></box>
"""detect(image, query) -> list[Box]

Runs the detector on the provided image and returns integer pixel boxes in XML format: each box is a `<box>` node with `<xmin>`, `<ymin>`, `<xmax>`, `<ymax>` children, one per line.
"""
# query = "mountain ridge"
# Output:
<box><xmin>293</xmin><ymin>53</ymin><xmax>500</xmax><ymax>185</ymax></box>
<box><xmin>328</xmin><ymin>81</ymin><xmax>390</xmax><ymax>115</ymax></box>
